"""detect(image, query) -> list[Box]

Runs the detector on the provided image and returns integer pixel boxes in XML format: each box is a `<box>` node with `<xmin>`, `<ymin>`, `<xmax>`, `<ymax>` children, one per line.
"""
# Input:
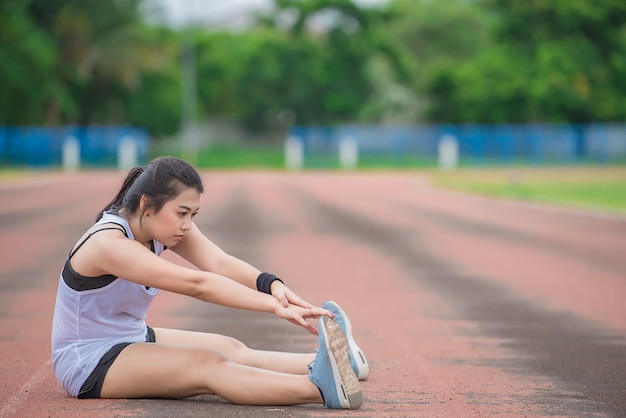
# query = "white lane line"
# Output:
<box><xmin>0</xmin><ymin>359</ymin><xmax>52</xmax><ymax>417</ymax></box>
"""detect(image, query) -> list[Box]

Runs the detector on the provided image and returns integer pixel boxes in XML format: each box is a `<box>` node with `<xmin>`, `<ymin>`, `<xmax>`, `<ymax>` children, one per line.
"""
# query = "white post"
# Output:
<box><xmin>62</xmin><ymin>136</ymin><xmax>80</xmax><ymax>172</ymax></box>
<box><xmin>118</xmin><ymin>136</ymin><xmax>138</xmax><ymax>171</ymax></box>
<box><xmin>339</xmin><ymin>135</ymin><xmax>358</xmax><ymax>171</ymax></box>
<box><xmin>438</xmin><ymin>134</ymin><xmax>459</xmax><ymax>171</ymax></box>
<box><xmin>284</xmin><ymin>135</ymin><xmax>304</xmax><ymax>171</ymax></box>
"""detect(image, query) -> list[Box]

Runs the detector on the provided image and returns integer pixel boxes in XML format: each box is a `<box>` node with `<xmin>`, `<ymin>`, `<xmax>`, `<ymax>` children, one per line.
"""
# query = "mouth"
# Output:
<box><xmin>174</xmin><ymin>234</ymin><xmax>185</xmax><ymax>241</ymax></box>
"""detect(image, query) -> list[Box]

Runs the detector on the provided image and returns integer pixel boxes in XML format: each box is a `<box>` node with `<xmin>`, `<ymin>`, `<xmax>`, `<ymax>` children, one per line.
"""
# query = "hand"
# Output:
<box><xmin>274</xmin><ymin>303</ymin><xmax>334</xmax><ymax>335</ymax></box>
<box><xmin>270</xmin><ymin>280</ymin><xmax>314</xmax><ymax>309</ymax></box>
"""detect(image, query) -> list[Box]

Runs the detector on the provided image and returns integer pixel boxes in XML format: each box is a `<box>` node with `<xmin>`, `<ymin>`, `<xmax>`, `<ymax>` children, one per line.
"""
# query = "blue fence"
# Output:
<box><xmin>289</xmin><ymin>123</ymin><xmax>626</xmax><ymax>167</ymax></box>
<box><xmin>0</xmin><ymin>126</ymin><xmax>150</xmax><ymax>167</ymax></box>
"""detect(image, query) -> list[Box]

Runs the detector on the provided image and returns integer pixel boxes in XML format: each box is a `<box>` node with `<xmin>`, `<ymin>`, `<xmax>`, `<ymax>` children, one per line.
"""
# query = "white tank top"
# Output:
<box><xmin>51</xmin><ymin>211</ymin><xmax>165</xmax><ymax>397</ymax></box>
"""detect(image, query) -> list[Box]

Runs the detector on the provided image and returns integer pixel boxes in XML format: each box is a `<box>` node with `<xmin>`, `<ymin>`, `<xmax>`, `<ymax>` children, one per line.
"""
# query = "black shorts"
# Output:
<box><xmin>77</xmin><ymin>326</ymin><xmax>156</xmax><ymax>399</ymax></box>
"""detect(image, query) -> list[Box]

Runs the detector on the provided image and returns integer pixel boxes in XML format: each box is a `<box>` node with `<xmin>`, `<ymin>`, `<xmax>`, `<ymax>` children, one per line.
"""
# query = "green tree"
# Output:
<box><xmin>373</xmin><ymin>0</ymin><xmax>491</xmax><ymax>123</ymax></box>
<box><xmin>487</xmin><ymin>0</ymin><xmax>626</xmax><ymax>121</ymax></box>
<box><xmin>426</xmin><ymin>46</ymin><xmax>531</xmax><ymax>123</ymax></box>
<box><xmin>26</xmin><ymin>0</ymin><xmax>164</xmax><ymax>125</ymax></box>
<box><xmin>194</xmin><ymin>0</ymin><xmax>413</xmax><ymax>131</ymax></box>
<box><xmin>426</xmin><ymin>0</ymin><xmax>626</xmax><ymax>123</ymax></box>
<box><xmin>0</xmin><ymin>1</ymin><xmax>60</xmax><ymax>124</ymax></box>
<box><xmin>196</xmin><ymin>28</ymin><xmax>333</xmax><ymax>130</ymax></box>
<box><xmin>124</xmin><ymin>27</ymin><xmax>182</xmax><ymax>136</ymax></box>
<box><xmin>385</xmin><ymin>0</ymin><xmax>490</xmax><ymax>73</ymax></box>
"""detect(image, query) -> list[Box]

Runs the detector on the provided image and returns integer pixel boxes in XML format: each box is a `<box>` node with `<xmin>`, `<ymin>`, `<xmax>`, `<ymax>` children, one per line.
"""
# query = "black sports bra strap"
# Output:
<box><xmin>68</xmin><ymin>225</ymin><xmax>128</xmax><ymax>259</ymax></box>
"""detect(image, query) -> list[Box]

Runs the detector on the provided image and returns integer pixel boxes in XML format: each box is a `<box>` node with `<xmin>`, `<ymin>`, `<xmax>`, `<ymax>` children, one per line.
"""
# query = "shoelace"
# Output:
<box><xmin>307</xmin><ymin>348</ymin><xmax>319</xmax><ymax>371</ymax></box>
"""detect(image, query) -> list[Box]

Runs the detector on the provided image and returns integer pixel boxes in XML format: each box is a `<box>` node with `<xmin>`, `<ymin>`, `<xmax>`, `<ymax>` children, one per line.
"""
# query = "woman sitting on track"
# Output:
<box><xmin>51</xmin><ymin>156</ymin><xmax>369</xmax><ymax>409</ymax></box>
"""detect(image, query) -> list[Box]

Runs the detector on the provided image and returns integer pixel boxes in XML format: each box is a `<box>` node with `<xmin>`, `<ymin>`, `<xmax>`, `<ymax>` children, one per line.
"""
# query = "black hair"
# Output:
<box><xmin>96</xmin><ymin>156</ymin><xmax>204</xmax><ymax>222</ymax></box>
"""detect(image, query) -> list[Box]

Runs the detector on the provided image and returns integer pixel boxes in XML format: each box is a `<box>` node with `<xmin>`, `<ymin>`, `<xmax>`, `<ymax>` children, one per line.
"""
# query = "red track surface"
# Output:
<box><xmin>1</xmin><ymin>171</ymin><xmax>625</xmax><ymax>417</ymax></box>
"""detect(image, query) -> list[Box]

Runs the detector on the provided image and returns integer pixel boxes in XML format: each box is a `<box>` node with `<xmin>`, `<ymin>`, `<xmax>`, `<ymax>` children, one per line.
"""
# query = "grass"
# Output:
<box><xmin>181</xmin><ymin>144</ymin><xmax>625</xmax><ymax>215</ymax></box>
<box><xmin>165</xmin><ymin>143</ymin><xmax>441</xmax><ymax>170</ymax></box>
<box><xmin>428</xmin><ymin>166</ymin><xmax>626</xmax><ymax>214</ymax></box>
<box><xmin>164</xmin><ymin>144</ymin><xmax>626</xmax><ymax>214</ymax></box>
<box><xmin>4</xmin><ymin>142</ymin><xmax>625</xmax><ymax>215</ymax></box>
<box><xmin>164</xmin><ymin>143</ymin><xmax>285</xmax><ymax>170</ymax></box>
<box><xmin>0</xmin><ymin>167</ymin><xmax>37</xmax><ymax>183</ymax></box>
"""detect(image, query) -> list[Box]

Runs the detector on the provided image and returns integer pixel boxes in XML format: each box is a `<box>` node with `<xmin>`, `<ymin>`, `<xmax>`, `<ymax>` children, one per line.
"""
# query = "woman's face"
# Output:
<box><xmin>144</xmin><ymin>187</ymin><xmax>201</xmax><ymax>247</ymax></box>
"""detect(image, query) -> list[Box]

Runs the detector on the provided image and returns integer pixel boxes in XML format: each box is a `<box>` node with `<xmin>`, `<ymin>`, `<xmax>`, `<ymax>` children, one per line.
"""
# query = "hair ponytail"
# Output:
<box><xmin>94</xmin><ymin>157</ymin><xmax>204</xmax><ymax>223</ymax></box>
<box><xmin>95</xmin><ymin>166</ymin><xmax>144</xmax><ymax>221</ymax></box>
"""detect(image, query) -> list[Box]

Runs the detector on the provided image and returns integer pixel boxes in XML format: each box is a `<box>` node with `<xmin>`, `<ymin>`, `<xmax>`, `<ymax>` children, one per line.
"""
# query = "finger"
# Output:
<box><xmin>272</xmin><ymin>291</ymin><xmax>288</xmax><ymax>307</ymax></box>
<box><xmin>290</xmin><ymin>300</ymin><xmax>313</xmax><ymax>309</ymax></box>
<box><xmin>299</xmin><ymin>299</ymin><xmax>314</xmax><ymax>309</ymax></box>
<box><xmin>284</xmin><ymin>292</ymin><xmax>313</xmax><ymax>309</ymax></box>
<box><xmin>306</xmin><ymin>323</ymin><xmax>319</xmax><ymax>335</ymax></box>
<box><xmin>312</xmin><ymin>308</ymin><xmax>334</xmax><ymax>318</ymax></box>
<box><xmin>293</xmin><ymin>314</ymin><xmax>317</xmax><ymax>333</ymax></box>
<box><xmin>300</xmin><ymin>308</ymin><xmax>332</xmax><ymax>320</ymax></box>
<box><xmin>300</xmin><ymin>320</ymin><xmax>319</xmax><ymax>335</ymax></box>
<box><xmin>291</xmin><ymin>295</ymin><xmax>313</xmax><ymax>309</ymax></box>
<box><xmin>287</xmin><ymin>318</ymin><xmax>318</xmax><ymax>335</ymax></box>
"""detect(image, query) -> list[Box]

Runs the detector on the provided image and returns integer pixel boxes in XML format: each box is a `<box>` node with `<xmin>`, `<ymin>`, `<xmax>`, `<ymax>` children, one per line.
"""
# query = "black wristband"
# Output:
<box><xmin>256</xmin><ymin>272</ymin><xmax>284</xmax><ymax>294</ymax></box>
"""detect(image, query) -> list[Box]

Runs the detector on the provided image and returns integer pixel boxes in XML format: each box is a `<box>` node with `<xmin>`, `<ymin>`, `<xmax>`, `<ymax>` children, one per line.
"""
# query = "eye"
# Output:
<box><xmin>192</xmin><ymin>212</ymin><xmax>198</xmax><ymax>218</ymax></box>
<box><xmin>178</xmin><ymin>212</ymin><xmax>187</xmax><ymax>217</ymax></box>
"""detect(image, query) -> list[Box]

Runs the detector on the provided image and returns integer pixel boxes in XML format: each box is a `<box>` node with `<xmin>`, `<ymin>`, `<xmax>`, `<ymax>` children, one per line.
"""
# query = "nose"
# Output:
<box><xmin>181</xmin><ymin>216</ymin><xmax>192</xmax><ymax>231</ymax></box>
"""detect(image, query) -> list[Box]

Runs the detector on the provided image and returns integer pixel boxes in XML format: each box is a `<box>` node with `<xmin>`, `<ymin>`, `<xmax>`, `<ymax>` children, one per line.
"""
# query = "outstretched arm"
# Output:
<box><xmin>94</xmin><ymin>232</ymin><xmax>328</xmax><ymax>334</ymax></box>
<box><xmin>171</xmin><ymin>223</ymin><xmax>315</xmax><ymax>309</ymax></box>
<box><xmin>170</xmin><ymin>223</ymin><xmax>258</xmax><ymax>285</ymax></box>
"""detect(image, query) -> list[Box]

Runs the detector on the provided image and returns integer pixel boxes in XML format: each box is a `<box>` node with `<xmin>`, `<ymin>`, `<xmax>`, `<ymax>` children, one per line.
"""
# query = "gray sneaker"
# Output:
<box><xmin>322</xmin><ymin>300</ymin><xmax>370</xmax><ymax>380</ymax></box>
<box><xmin>308</xmin><ymin>317</ymin><xmax>363</xmax><ymax>409</ymax></box>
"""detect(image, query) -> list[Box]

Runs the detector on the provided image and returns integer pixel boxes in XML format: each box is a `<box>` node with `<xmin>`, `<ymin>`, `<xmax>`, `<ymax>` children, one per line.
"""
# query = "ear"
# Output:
<box><xmin>139</xmin><ymin>195</ymin><xmax>151</xmax><ymax>213</ymax></box>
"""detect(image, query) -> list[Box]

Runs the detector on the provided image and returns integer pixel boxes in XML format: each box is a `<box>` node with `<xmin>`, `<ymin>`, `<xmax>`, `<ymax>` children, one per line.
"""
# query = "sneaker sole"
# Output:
<box><xmin>321</xmin><ymin>317</ymin><xmax>363</xmax><ymax>409</ymax></box>
<box><xmin>325</xmin><ymin>301</ymin><xmax>370</xmax><ymax>380</ymax></box>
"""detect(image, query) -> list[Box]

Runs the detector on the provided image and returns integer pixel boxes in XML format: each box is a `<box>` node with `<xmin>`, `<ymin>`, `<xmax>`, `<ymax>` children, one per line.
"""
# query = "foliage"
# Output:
<box><xmin>211</xmin><ymin>0</ymin><xmax>407</xmax><ymax>129</ymax></box>
<box><xmin>0</xmin><ymin>1</ymin><xmax>59</xmax><ymax>124</ymax></box>
<box><xmin>425</xmin><ymin>0</ymin><xmax>626</xmax><ymax>123</ymax></box>
<box><xmin>1</xmin><ymin>0</ymin><xmax>168</xmax><ymax>128</ymax></box>
<box><xmin>124</xmin><ymin>27</ymin><xmax>181</xmax><ymax>135</ymax></box>
<box><xmin>1</xmin><ymin>0</ymin><xmax>625</xmax><ymax>136</ymax></box>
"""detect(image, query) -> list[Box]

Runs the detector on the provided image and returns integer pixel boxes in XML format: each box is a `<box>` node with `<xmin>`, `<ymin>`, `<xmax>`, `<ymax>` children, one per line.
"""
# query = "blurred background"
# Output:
<box><xmin>1</xmin><ymin>0</ymin><xmax>625</xmax><ymax>212</ymax></box>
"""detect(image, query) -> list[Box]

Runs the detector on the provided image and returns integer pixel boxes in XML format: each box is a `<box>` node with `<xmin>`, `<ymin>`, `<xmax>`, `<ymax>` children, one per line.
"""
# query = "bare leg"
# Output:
<box><xmin>100</xmin><ymin>343</ymin><xmax>323</xmax><ymax>405</ymax></box>
<box><xmin>152</xmin><ymin>327</ymin><xmax>315</xmax><ymax>375</ymax></box>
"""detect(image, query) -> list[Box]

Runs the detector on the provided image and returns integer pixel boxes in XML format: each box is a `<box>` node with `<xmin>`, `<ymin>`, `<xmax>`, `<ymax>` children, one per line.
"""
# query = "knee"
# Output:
<box><xmin>224</xmin><ymin>336</ymin><xmax>250</xmax><ymax>356</ymax></box>
<box><xmin>192</xmin><ymin>348</ymin><xmax>229</xmax><ymax>369</ymax></box>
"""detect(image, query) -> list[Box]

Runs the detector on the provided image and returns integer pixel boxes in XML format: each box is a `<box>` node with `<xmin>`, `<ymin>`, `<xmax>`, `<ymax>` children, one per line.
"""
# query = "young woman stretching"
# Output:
<box><xmin>51</xmin><ymin>156</ymin><xmax>369</xmax><ymax>409</ymax></box>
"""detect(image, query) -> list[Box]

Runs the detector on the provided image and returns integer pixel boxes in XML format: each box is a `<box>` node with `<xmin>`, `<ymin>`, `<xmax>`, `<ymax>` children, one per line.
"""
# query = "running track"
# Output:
<box><xmin>1</xmin><ymin>171</ymin><xmax>625</xmax><ymax>417</ymax></box>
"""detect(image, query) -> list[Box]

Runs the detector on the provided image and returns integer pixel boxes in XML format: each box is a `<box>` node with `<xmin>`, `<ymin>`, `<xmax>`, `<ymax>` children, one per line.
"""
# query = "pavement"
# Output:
<box><xmin>1</xmin><ymin>170</ymin><xmax>625</xmax><ymax>417</ymax></box>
